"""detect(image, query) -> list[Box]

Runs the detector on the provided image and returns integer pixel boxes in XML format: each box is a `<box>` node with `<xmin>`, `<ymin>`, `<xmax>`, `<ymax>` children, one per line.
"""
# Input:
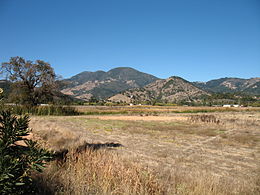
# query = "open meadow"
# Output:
<box><xmin>29</xmin><ymin>106</ymin><xmax>260</xmax><ymax>195</ymax></box>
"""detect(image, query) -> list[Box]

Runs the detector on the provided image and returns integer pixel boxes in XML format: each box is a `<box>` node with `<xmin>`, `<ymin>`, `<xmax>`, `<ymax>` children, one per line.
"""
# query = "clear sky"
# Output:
<box><xmin>0</xmin><ymin>0</ymin><xmax>259</xmax><ymax>81</ymax></box>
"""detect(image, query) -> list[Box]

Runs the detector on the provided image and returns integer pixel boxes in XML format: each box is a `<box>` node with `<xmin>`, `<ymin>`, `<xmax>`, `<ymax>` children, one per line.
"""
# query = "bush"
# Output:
<box><xmin>0</xmin><ymin>110</ymin><xmax>52</xmax><ymax>194</ymax></box>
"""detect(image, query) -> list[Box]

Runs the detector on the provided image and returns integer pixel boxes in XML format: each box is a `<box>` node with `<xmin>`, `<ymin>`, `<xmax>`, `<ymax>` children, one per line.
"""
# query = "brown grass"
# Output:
<box><xmin>29</xmin><ymin>108</ymin><xmax>260</xmax><ymax>194</ymax></box>
<box><xmin>160</xmin><ymin>168</ymin><xmax>260</xmax><ymax>195</ymax></box>
<box><xmin>75</xmin><ymin>105</ymin><xmax>260</xmax><ymax>115</ymax></box>
<box><xmin>35</xmin><ymin>148</ymin><xmax>260</xmax><ymax>195</ymax></box>
<box><xmin>35</xmin><ymin>149</ymin><xmax>164</xmax><ymax>195</ymax></box>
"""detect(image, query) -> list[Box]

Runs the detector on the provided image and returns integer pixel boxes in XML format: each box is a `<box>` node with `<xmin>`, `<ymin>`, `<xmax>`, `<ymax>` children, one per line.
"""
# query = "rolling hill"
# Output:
<box><xmin>193</xmin><ymin>77</ymin><xmax>260</xmax><ymax>95</ymax></box>
<box><xmin>109</xmin><ymin>76</ymin><xmax>209</xmax><ymax>103</ymax></box>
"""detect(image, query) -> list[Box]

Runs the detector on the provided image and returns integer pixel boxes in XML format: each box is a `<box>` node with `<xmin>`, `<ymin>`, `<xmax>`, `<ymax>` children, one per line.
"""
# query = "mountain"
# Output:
<box><xmin>61</xmin><ymin>67</ymin><xmax>159</xmax><ymax>100</ymax></box>
<box><xmin>61</xmin><ymin>67</ymin><xmax>259</xmax><ymax>102</ymax></box>
<box><xmin>193</xmin><ymin>77</ymin><xmax>260</xmax><ymax>95</ymax></box>
<box><xmin>108</xmin><ymin>76</ymin><xmax>209</xmax><ymax>103</ymax></box>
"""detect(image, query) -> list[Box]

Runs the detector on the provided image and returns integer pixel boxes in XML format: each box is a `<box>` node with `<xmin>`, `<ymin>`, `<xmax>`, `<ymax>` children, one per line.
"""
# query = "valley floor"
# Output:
<box><xmin>29</xmin><ymin>107</ymin><xmax>260</xmax><ymax>194</ymax></box>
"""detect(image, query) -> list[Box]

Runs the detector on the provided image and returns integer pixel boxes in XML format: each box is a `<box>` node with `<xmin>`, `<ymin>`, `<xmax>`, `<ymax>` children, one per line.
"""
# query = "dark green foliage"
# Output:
<box><xmin>66</xmin><ymin>70</ymin><xmax>106</xmax><ymax>86</ymax></box>
<box><xmin>4</xmin><ymin>105</ymin><xmax>81</xmax><ymax>116</ymax></box>
<box><xmin>199</xmin><ymin>92</ymin><xmax>260</xmax><ymax>106</ymax></box>
<box><xmin>0</xmin><ymin>110</ymin><xmax>52</xmax><ymax>194</ymax></box>
<box><xmin>104</xmin><ymin>67</ymin><xmax>158</xmax><ymax>86</ymax></box>
<box><xmin>90</xmin><ymin>81</ymin><xmax>133</xmax><ymax>99</ymax></box>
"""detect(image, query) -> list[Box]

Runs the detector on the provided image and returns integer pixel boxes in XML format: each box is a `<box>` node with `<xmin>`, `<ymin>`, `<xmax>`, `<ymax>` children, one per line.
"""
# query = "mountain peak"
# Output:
<box><xmin>62</xmin><ymin>67</ymin><xmax>158</xmax><ymax>100</ymax></box>
<box><xmin>109</xmin><ymin>67</ymin><xmax>136</xmax><ymax>71</ymax></box>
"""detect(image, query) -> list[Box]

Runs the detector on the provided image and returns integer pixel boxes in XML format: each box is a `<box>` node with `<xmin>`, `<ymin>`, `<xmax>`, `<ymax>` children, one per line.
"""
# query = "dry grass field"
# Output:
<box><xmin>29</xmin><ymin>106</ymin><xmax>260</xmax><ymax>194</ymax></box>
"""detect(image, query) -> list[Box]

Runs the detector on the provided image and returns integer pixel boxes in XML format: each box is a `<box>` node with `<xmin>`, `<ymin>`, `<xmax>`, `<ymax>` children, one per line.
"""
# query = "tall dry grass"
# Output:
<box><xmin>36</xmin><ymin>148</ymin><xmax>164</xmax><ymax>195</ymax></box>
<box><xmin>160</xmin><ymin>168</ymin><xmax>260</xmax><ymax>195</ymax></box>
<box><xmin>34</xmin><ymin>148</ymin><xmax>260</xmax><ymax>195</ymax></box>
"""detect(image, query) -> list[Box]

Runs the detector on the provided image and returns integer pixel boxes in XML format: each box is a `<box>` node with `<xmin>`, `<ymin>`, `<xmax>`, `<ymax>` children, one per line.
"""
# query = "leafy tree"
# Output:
<box><xmin>1</xmin><ymin>57</ymin><xmax>57</xmax><ymax>106</ymax></box>
<box><xmin>0</xmin><ymin>110</ymin><xmax>52</xmax><ymax>194</ymax></box>
<box><xmin>89</xmin><ymin>96</ymin><xmax>99</xmax><ymax>104</ymax></box>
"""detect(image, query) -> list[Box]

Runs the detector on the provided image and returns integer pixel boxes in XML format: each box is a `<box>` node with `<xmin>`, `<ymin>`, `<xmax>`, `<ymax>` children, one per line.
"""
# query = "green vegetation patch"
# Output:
<box><xmin>0</xmin><ymin>110</ymin><xmax>52</xmax><ymax>194</ymax></box>
<box><xmin>2</xmin><ymin>105</ymin><xmax>82</xmax><ymax>116</ymax></box>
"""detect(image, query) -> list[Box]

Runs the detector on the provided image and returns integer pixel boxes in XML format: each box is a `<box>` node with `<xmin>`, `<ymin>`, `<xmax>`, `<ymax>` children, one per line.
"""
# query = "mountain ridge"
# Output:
<box><xmin>61</xmin><ymin>67</ymin><xmax>159</xmax><ymax>100</ymax></box>
<box><xmin>193</xmin><ymin>77</ymin><xmax>260</xmax><ymax>95</ymax></box>
<box><xmin>61</xmin><ymin>68</ymin><xmax>259</xmax><ymax>101</ymax></box>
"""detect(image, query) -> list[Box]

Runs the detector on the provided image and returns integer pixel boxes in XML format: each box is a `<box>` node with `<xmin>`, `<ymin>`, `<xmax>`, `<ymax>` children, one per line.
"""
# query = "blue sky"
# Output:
<box><xmin>0</xmin><ymin>0</ymin><xmax>259</xmax><ymax>81</ymax></box>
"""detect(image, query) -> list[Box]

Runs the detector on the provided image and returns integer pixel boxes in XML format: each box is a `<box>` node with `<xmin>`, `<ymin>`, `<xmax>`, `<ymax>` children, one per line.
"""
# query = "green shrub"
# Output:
<box><xmin>3</xmin><ymin>105</ymin><xmax>81</xmax><ymax>116</ymax></box>
<box><xmin>0</xmin><ymin>110</ymin><xmax>52</xmax><ymax>194</ymax></box>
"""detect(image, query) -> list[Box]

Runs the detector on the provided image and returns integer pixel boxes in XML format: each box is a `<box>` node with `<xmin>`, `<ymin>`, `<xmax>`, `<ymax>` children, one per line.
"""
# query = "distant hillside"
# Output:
<box><xmin>109</xmin><ymin>76</ymin><xmax>209</xmax><ymax>103</ymax></box>
<box><xmin>193</xmin><ymin>77</ymin><xmax>260</xmax><ymax>95</ymax></box>
<box><xmin>61</xmin><ymin>67</ymin><xmax>259</xmax><ymax>102</ymax></box>
<box><xmin>61</xmin><ymin>67</ymin><xmax>159</xmax><ymax>100</ymax></box>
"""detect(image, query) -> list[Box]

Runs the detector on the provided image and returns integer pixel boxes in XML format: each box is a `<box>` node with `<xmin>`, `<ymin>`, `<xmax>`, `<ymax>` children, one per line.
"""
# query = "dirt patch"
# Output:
<box><xmin>95</xmin><ymin>115</ymin><xmax>188</xmax><ymax>121</ymax></box>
